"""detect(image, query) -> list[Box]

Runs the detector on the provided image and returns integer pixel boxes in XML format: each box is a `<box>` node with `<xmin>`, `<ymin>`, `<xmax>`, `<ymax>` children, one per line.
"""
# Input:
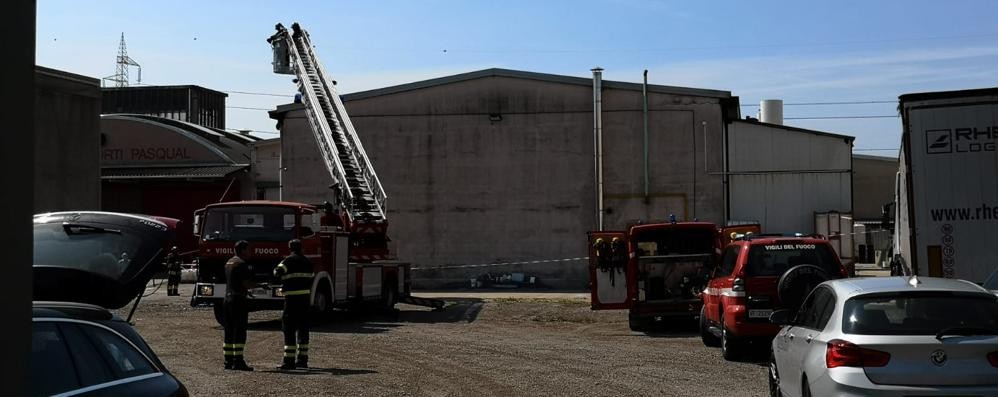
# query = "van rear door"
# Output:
<box><xmin>588</xmin><ymin>231</ymin><xmax>633</xmax><ymax>310</ymax></box>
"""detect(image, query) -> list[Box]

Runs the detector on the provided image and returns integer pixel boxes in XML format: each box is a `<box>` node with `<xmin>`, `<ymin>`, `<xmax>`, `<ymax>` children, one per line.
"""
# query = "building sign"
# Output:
<box><xmin>103</xmin><ymin>147</ymin><xmax>193</xmax><ymax>161</ymax></box>
<box><xmin>101</xmin><ymin>117</ymin><xmax>228</xmax><ymax>165</ymax></box>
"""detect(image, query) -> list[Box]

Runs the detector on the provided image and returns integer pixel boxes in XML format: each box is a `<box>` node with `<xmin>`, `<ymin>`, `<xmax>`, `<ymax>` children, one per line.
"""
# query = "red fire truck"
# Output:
<box><xmin>588</xmin><ymin>220</ymin><xmax>759</xmax><ymax>331</ymax></box>
<box><xmin>191</xmin><ymin>23</ymin><xmax>442</xmax><ymax>323</ymax></box>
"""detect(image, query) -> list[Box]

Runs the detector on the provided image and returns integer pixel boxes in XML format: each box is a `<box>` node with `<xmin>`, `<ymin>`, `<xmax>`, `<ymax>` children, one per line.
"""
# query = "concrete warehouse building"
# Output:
<box><xmin>852</xmin><ymin>154</ymin><xmax>899</xmax><ymax>222</ymax></box>
<box><xmin>35</xmin><ymin>66</ymin><xmax>102</xmax><ymax>213</ymax></box>
<box><xmin>852</xmin><ymin>153</ymin><xmax>900</xmax><ymax>264</ymax></box>
<box><xmin>269</xmin><ymin>68</ymin><xmax>854</xmax><ymax>289</ymax></box>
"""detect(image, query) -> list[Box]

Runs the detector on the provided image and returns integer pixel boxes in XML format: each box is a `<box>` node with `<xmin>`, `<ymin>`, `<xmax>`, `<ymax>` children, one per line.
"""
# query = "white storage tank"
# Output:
<box><xmin>760</xmin><ymin>99</ymin><xmax>784</xmax><ymax>125</ymax></box>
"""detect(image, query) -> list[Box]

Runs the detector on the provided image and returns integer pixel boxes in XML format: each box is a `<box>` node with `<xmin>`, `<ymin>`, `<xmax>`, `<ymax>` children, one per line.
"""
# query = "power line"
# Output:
<box><xmin>353</xmin><ymin>32</ymin><xmax>998</xmax><ymax>54</ymax></box>
<box><xmin>130</xmin><ymin>82</ymin><xmax>292</xmax><ymax>98</ymax></box>
<box><xmin>741</xmin><ymin>100</ymin><xmax>897</xmax><ymax>107</ymax></box>
<box><xmin>224</xmin><ymin>128</ymin><xmax>279</xmax><ymax>135</ymax></box>
<box><xmin>784</xmin><ymin>115</ymin><xmax>899</xmax><ymax>120</ymax></box>
<box><xmin>226</xmin><ymin>90</ymin><xmax>293</xmax><ymax>98</ymax></box>
<box><xmin>227</xmin><ymin>106</ymin><xmax>272</xmax><ymax>111</ymax></box>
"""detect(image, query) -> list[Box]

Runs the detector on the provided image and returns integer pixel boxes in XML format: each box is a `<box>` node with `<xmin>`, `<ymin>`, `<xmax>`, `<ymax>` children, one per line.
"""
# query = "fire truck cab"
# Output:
<box><xmin>191</xmin><ymin>200</ymin><xmax>418</xmax><ymax>324</ymax></box>
<box><xmin>588</xmin><ymin>221</ymin><xmax>759</xmax><ymax>331</ymax></box>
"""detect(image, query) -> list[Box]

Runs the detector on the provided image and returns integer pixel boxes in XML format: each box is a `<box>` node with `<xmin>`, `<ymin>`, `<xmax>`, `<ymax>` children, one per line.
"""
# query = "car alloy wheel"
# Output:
<box><xmin>768</xmin><ymin>354</ymin><xmax>781</xmax><ymax>397</ymax></box>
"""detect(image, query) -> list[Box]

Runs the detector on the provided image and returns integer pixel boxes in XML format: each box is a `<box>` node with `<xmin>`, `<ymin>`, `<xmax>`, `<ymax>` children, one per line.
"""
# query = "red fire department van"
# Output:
<box><xmin>588</xmin><ymin>220</ymin><xmax>759</xmax><ymax>331</ymax></box>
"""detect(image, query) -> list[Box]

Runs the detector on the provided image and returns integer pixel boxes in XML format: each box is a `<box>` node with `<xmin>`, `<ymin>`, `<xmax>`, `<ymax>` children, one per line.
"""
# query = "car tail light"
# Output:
<box><xmin>987</xmin><ymin>351</ymin><xmax>998</xmax><ymax>367</ymax></box>
<box><xmin>732</xmin><ymin>278</ymin><xmax>745</xmax><ymax>292</ymax></box>
<box><xmin>826</xmin><ymin>339</ymin><xmax>891</xmax><ymax>368</ymax></box>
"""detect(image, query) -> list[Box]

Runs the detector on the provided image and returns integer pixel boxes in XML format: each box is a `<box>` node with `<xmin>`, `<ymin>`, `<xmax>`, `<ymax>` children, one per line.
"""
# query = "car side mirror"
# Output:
<box><xmin>769</xmin><ymin>309</ymin><xmax>792</xmax><ymax>326</ymax></box>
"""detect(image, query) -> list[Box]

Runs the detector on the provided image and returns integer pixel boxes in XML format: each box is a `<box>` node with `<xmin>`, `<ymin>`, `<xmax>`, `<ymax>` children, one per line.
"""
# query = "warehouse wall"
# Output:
<box><xmin>852</xmin><ymin>155</ymin><xmax>898</xmax><ymax>221</ymax></box>
<box><xmin>727</xmin><ymin>120</ymin><xmax>853</xmax><ymax>233</ymax></box>
<box><xmin>251</xmin><ymin>139</ymin><xmax>282</xmax><ymax>200</ymax></box>
<box><xmin>34</xmin><ymin>66</ymin><xmax>101</xmax><ymax>213</ymax></box>
<box><xmin>279</xmin><ymin>74</ymin><xmax>730</xmax><ymax>289</ymax></box>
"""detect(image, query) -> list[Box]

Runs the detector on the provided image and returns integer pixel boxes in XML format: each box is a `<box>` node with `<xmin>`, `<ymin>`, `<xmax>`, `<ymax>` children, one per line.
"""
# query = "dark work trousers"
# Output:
<box><xmin>282</xmin><ymin>296</ymin><xmax>311</xmax><ymax>365</ymax></box>
<box><xmin>167</xmin><ymin>272</ymin><xmax>181</xmax><ymax>296</ymax></box>
<box><xmin>223</xmin><ymin>297</ymin><xmax>249</xmax><ymax>365</ymax></box>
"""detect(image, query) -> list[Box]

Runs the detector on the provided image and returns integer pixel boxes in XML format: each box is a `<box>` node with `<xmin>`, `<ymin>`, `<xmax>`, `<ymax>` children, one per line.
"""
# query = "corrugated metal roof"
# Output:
<box><xmin>730</xmin><ymin>119</ymin><xmax>855</xmax><ymax>142</ymax></box>
<box><xmin>100</xmin><ymin>84</ymin><xmax>228</xmax><ymax>98</ymax></box>
<box><xmin>340</xmin><ymin>68</ymin><xmax>732</xmax><ymax>101</ymax></box>
<box><xmin>101</xmin><ymin>114</ymin><xmax>254</xmax><ymax>164</ymax></box>
<box><xmin>102</xmin><ymin>165</ymin><xmax>248</xmax><ymax>179</ymax></box>
<box><xmin>853</xmin><ymin>154</ymin><xmax>898</xmax><ymax>162</ymax></box>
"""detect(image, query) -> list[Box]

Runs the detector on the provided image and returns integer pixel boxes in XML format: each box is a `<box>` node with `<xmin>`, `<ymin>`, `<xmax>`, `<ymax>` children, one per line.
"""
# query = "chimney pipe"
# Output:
<box><xmin>592</xmin><ymin>67</ymin><xmax>605</xmax><ymax>231</ymax></box>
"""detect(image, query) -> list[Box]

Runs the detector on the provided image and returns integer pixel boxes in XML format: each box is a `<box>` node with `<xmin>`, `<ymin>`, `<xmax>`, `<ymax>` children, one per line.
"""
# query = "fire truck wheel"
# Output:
<box><xmin>312</xmin><ymin>285</ymin><xmax>331</xmax><ymax>315</ymax></box>
<box><xmin>213</xmin><ymin>302</ymin><xmax>225</xmax><ymax>326</ymax></box>
<box><xmin>380</xmin><ymin>284</ymin><xmax>398</xmax><ymax>312</ymax></box>
<box><xmin>700</xmin><ymin>305</ymin><xmax>720</xmax><ymax>347</ymax></box>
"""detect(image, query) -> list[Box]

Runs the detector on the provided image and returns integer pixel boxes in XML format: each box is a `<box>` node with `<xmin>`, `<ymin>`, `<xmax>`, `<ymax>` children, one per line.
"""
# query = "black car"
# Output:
<box><xmin>32</xmin><ymin>212</ymin><xmax>188</xmax><ymax>397</ymax></box>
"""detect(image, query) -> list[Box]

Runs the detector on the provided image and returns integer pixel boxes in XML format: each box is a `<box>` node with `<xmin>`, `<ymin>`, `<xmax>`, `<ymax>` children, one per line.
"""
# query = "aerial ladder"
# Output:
<box><xmin>267</xmin><ymin>23</ymin><xmax>390</xmax><ymax>261</ymax></box>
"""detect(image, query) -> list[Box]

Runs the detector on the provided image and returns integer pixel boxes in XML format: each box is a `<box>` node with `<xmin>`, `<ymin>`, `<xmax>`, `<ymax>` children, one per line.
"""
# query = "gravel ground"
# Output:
<box><xmin>121</xmin><ymin>283</ymin><xmax>769</xmax><ymax>396</ymax></box>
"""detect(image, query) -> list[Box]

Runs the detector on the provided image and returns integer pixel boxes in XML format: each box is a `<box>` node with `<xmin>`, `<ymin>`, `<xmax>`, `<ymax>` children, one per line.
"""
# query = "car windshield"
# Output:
<box><xmin>745</xmin><ymin>243</ymin><xmax>840</xmax><ymax>277</ymax></box>
<box><xmin>202</xmin><ymin>206</ymin><xmax>296</xmax><ymax>242</ymax></box>
<box><xmin>842</xmin><ymin>292</ymin><xmax>998</xmax><ymax>335</ymax></box>
<box><xmin>33</xmin><ymin>223</ymin><xmax>148</xmax><ymax>280</ymax></box>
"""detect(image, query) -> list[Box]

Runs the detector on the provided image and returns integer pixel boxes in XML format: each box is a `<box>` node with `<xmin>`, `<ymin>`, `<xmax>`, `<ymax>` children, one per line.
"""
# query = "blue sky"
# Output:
<box><xmin>37</xmin><ymin>0</ymin><xmax>998</xmax><ymax>155</ymax></box>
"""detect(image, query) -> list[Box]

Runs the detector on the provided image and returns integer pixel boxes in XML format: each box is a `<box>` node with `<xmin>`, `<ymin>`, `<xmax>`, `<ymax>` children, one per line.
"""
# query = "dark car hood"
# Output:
<box><xmin>33</xmin><ymin>212</ymin><xmax>178</xmax><ymax>309</ymax></box>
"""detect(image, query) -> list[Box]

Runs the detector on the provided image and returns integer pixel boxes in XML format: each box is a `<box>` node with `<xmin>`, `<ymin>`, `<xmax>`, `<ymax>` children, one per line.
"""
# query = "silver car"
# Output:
<box><xmin>768</xmin><ymin>276</ymin><xmax>998</xmax><ymax>397</ymax></box>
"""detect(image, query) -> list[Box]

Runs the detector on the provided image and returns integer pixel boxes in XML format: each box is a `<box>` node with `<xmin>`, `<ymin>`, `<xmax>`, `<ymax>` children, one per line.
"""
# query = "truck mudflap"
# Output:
<box><xmin>399</xmin><ymin>295</ymin><xmax>446</xmax><ymax>310</ymax></box>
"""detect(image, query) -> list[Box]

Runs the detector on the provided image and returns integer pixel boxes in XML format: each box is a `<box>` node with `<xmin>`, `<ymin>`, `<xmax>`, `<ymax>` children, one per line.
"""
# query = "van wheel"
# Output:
<box><xmin>700</xmin><ymin>306</ymin><xmax>720</xmax><ymax>347</ymax></box>
<box><xmin>628</xmin><ymin>312</ymin><xmax>653</xmax><ymax>332</ymax></box>
<box><xmin>213</xmin><ymin>302</ymin><xmax>225</xmax><ymax>327</ymax></box>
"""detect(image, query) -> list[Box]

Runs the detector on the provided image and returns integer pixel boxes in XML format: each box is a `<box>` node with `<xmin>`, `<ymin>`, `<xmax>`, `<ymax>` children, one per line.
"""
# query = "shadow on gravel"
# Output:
<box><xmin>634</xmin><ymin>319</ymin><xmax>699</xmax><ymax>339</ymax></box>
<box><xmin>245</xmin><ymin>298</ymin><xmax>485</xmax><ymax>334</ymax></box>
<box><xmin>258</xmin><ymin>367</ymin><xmax>378</xmax><ymax>376</ymax></box>
<box><xmin>247</xmin><ymin>318</ymin><xmax>403</xmax><ymax>334</ymax></box>
<box><xmin>395</xmin><ymin>298</ymin><xmax>484</xmax><ymax>324</ymax></box>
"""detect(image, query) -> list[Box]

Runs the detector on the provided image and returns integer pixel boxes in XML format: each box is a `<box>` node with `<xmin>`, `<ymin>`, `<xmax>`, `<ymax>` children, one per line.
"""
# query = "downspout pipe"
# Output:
<box><xmin>592</xmin><ymin>67</ymin><xmax>604</xmax><ymax>231</ymax></box>
<box><xmin>643</xmin><ymin>70</ymin><xmax>649</xmax><ymax>204</ymax></box>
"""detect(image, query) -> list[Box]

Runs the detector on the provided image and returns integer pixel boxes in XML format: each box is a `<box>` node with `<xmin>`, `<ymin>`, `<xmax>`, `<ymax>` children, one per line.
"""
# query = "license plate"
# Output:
<box><xmin>749</xmin><ymin>309</ymin><xmax>773</xmax><ymax>319</ymax></box>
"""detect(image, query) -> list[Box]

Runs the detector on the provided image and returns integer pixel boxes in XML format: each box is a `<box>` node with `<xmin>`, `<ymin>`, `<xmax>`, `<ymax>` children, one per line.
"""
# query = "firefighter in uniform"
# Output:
<box><xmin>223</xmin><ymin>240</ymin><xmax>256</xmax><ymax>371</ymax></box>
<box><xmin>165</xmin><ymin>247</ymin><xmax>181</xmax><ymax>296</ymax></box>
<box><xmin>274</xmin><ymin>239</ymin><xmax>314</xmax><ymax>370</ymax></box>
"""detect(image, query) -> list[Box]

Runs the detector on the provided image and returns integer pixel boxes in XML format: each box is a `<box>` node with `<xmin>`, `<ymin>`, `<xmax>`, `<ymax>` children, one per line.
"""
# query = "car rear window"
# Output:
<box><xmin>842</xmin><ymin>292</ymin><xmax>998</xmax><ymax>335</ymax></box>
<box><xmin>745</xmin><ymin>243</ymin><xmax>840</xmax><ymax>277</ymax></box>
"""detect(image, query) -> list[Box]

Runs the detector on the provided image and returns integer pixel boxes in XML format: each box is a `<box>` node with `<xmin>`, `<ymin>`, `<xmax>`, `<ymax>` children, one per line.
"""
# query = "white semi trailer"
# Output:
<box><xmin>892</xmin><ymin>88</ymin><xmax>998</xmax><ymax>283</ymax></box>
